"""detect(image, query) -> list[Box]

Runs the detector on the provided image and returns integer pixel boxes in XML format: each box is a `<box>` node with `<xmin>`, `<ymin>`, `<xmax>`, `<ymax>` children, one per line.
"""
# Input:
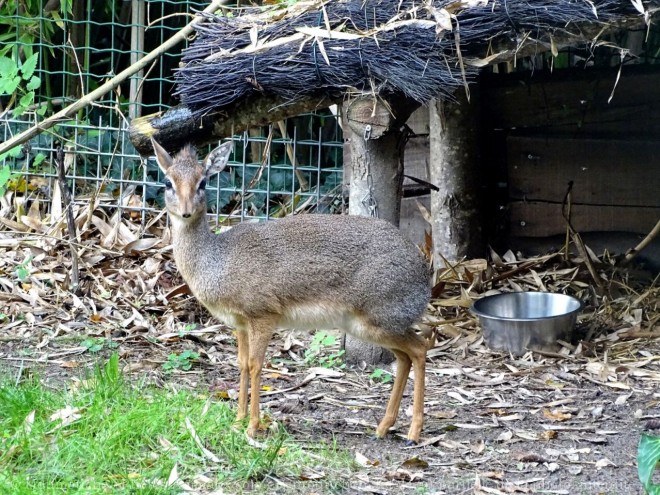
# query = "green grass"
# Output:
<box><xmin>0</xmin><ymin>355</ymin><xmax>354</xmax><ymax>494</ymax></box>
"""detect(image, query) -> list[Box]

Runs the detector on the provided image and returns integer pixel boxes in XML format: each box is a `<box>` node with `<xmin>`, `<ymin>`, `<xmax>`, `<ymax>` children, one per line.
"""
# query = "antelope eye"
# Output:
<box><xmin>198</xmin><ymin>179</ymin><xmax>206</xmax><ymax>191</ymax></box>
<box><xmin>164</xmin><ymin>179</ymin><xmax>173</xmax><ymax>189</ymax></box>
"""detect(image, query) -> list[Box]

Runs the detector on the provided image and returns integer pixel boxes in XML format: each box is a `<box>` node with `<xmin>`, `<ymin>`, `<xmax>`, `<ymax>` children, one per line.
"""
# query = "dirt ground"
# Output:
<box><xmin>1</xmin><ymin>227</ymin><xmax>658</xmax><ymax>494</ymax></box>
<box><xmin>2</xmin><ymin>319</ymin><xmax>659</xmax><ymax>495</ymax></box>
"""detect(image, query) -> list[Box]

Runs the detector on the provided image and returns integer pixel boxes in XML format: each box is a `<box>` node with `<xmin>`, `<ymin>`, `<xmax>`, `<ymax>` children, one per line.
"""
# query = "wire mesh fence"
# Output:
<box><xmin>1</xmin><ymin>113</ymin><xmax>344</xmax><ymax>228</ymax></box>
<box><xmin>1</xmin><ymin>0</ymin><xmax>208</xmax><ymax>120</ymax></box>
<box><xmin>0</xmin><ymin>0</ymin><xmax>345</xmax><ymax>229</ymax></box>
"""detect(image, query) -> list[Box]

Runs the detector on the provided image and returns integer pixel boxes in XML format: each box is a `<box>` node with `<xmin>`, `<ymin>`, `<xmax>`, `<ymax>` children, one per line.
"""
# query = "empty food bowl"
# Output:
<box><xmin>471</xmin><ymin>292</ymin><xmax>583</xmax><ymax>355</ymax></box>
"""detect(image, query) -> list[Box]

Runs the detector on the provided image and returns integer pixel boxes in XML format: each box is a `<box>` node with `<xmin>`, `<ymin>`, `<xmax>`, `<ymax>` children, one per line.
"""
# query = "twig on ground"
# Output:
<box><xmin>261</xmin><ymin>371</ymin><xmax>319</xmax><ymax>396</ymax></box>
<box><xmin>562</xmin><ymin>181</ymin><xmax>604</xmax><ymax>292</ymax></box>
<box><xmin>56</xmin><ymin>146</ymin><xmax>80</xmax><ymax>294</ymax></box>
<box><xmin>623</xmin><ymin>219</ymin><xmax>660</xmax><ymax>265</ymax></box>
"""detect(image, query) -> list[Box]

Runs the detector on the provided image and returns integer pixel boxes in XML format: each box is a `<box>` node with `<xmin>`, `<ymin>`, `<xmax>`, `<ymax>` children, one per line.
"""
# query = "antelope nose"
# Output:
<box><xmin>182</xmin><ymin>213</ymin><xmax>191</xmax><ymax>218</ymax></box>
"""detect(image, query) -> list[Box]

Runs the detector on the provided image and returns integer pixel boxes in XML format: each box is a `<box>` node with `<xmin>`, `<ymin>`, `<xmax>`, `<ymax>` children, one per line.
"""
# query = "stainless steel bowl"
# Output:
<box><xmin>471</xmin><ymin>292</ymin><xmax>583</xmax><ymax>355</ymax></box>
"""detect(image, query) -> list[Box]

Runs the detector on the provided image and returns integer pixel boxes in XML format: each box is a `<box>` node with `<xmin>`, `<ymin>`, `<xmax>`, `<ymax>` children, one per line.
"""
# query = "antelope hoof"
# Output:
<box><xmin>246</xmin><ymin>421</ymin><xmax>268</xmax><ymax>438</ymax></box>
<box><xmin>404</xmin><ymin>438</ymin><xmax>418</xmax><ymax>447</ymax></box>
<box><xmin>233</xmin><ymin>413</ymin><xmax>246</xmax><ymax>429</ymax></box>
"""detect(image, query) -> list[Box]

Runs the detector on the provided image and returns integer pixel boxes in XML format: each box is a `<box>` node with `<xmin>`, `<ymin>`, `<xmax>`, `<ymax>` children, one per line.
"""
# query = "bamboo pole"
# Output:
<box><xmin>0</xmin><ymin>0</ymin><xmax>227</xmax><ymax>157</ymax></box>
<box><xmin>128</xmin><ymin>0</ymin><xmax>146</xmax><ymax>120</ymax></box>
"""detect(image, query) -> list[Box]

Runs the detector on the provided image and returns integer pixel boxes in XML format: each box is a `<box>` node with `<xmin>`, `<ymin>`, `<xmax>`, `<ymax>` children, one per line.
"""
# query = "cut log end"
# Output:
<box><xmin>129</xmin><ymin>113</ymin><xmax>161</xmax><ymax>155</ymax></box>
<box><xmin>129</xmin><ymin>105</ymin><xmax>214</xmax><ymax>155</ymax></box>
<box><xmin>346</xmin><ymin>96</ymin><xmax>394</xmax><ymax>139</ymax></box>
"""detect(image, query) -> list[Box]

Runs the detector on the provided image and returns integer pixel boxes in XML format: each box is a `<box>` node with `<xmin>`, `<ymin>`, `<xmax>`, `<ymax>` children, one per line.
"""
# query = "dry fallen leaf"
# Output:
<box><xmin>385</xmin><ymin>468</ymin><xmax>424</xmax><ymax>482</ymax></box>
<box><xmin>23</xmin><ymin>410</ymin><xmax>35</xmax><ymax>435</ymax></box>
<box><xmin>59</xmin><ymin>361</ymin><xmax>81</xmax><ymax>369</ymax></box>
<box><xmin>542</xmin><ymin>409</ymin><xmax>572</xmax><ymax>422</ymax></box>
<box><xmin>595</xmin><ymin>458</ymin><xmax>616</xmax><ymax>469</ymax></box>
<box><xmin>497</xmin><ymin>430</ymin><xmax>514</xmax><ymax>442</ymax></box>
<box><xmin>355</xmin><ymin>451</ymin><xmax>379</xmax><ymax>467</ymax></box>
<box><xmin>401</xmin><ymin>456</ymin><xmax>429</xmax><ymax>470</ymax></box>
<box><xmin>540</xmin><ymin>430</ymin><xmax>558</xmax><ymax>440</ymax></box>
<box><xmin>166</xmin><ymin>463</ymin><xmax>179</xmax><ymax>487</ymax></box>
<box><xmin>471</xmin><ymin>439</ymin><xmax>486</xmax><ymax>454</ymax></box>
<box><xmin>515</xmin><ymin>452</ymin><xmax>548</xmax><ymax>463</ymax></box>
<box><xmin>299</xmin><ymin>468</ymin><xmax>326</xmax><ymax>481</ymax></box>
<box><xmin>47</xmin><ymin>405</ymin><xmax>83</xmax><ymax>432</ymax></box>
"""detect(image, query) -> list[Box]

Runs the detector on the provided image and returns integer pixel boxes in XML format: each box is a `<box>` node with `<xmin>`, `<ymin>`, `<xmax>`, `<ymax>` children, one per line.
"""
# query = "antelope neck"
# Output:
<box><xmin>170</xmin><ymin>215</ymin><xmax>218</xmax><ymax>270</ymax></box>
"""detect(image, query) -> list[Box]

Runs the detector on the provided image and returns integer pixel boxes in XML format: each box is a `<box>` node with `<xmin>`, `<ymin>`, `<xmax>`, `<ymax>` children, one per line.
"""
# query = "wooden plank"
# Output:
<box><xmin>482</xmin><ymin>66</ymin><xmax>660</xmax><ymax>138</ymax></box>
<box><xmin>404</xmin><ymin>135</ymin><xmax>430</xmax><ymax>184</ymax></box>
<box><xmin>401</xmin><ymin>195</ymin><xmax>431</xmax><ymax>246</ymax></box>
<box><xmin>509</xmin><ymin>201</ymin><xmax>660</xmax><ymax>237</ymax></box>
<box><xmin>507</xmin><ymin>136</ymin><xmax>660</xmax><ymax>207</ymax></box>
<box><xmin>407</xmin><ymin>106</ymin><xmax>430</xmax><ymax>135</ymax></box>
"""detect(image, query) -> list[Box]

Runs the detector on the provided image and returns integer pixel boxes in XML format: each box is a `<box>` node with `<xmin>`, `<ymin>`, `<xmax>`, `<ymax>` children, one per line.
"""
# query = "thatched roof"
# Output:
<box><xmin>129</xmin><ymin>0</ymin><xmax>658</xmax><ymax>153</ymax></box>
<box><xmin>175</xmin><ymin>0</ymin><xmax>656</xmax><ymax>118</ymax></box>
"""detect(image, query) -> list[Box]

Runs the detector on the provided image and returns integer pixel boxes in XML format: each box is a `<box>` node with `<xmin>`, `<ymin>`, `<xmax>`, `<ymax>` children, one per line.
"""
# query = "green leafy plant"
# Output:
<box><xmin>163</xmin><ymin>350</ymin><xmax>200</xmax><ymax>372</ymax></box>
<box><xmin>89</xmin><ymin>353</ymin><xmax>123</xmax><ymax>401</ymax></box>
<box><xmin>0</xmin><ymin>53</ymin><xmax>44</xmax><ymax>118</ymax></box>
<box><xmin>81</xmin><ymin>338</ymin><xmax>118</xmax><ymax>354</ymax></box>
<box><xmin>304</xmin><ymin>331</ymin><xmax>345</xmax><ymax>369</ymax></box>
<box><xmin>0</xmin><ymin>51</ymin><xmax>45</xmax><ymax>178</ymax></box>
<box><xmin>639</xmin><ymin>433</ymin><xmax>660</xmax><ymax>494</ymax></box>
<box><xmin>14</xmin><ymin>255</ymin><xmax>33</xmax><ymax>282</ymax></box>
<box><xmin>370</xmin><ymin>367</ymin><xmax>393</xmax><ymax>384</ymax></box>
<box><xmin>0</xmin><ymin>165</ymin><xmax>13</xmax><ymax>197</ymax></box>
<box><xmin>0</xmin><ymin>0</ymin><xmax>59</xmax><ymax>56</ymax></box>
<box><xmin>177</xmin><ymin>323</ymin><xmax>197</xmax><ymax>337</ymax></box>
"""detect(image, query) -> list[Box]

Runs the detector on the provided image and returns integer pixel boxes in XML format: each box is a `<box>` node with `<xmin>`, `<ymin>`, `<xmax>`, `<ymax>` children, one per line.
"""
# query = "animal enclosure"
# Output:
<box><xmin>0</xmin><ymin>0</ymin><xmax>343</xmax><ymax>230</ymax></box>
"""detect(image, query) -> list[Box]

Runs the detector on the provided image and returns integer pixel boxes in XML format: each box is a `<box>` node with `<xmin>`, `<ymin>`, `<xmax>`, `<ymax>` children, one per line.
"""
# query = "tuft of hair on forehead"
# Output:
<box><xmin>175</xmin><ymin>144</ymin><xmax>199</xmax><ymax>164</ymax></box>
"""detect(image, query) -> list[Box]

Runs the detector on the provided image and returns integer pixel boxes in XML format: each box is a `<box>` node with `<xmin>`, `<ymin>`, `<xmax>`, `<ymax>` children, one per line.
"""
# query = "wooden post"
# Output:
<box><xmin>129</xmin><ymin>0</ymin><xmax>146</xmax><ymax>120</ymax></box>
<box><xmin>342</xmin><ymin>95</ymin><xmax>420</xmax><ymax>365</ymax></box>
<box><xmin>346</xmin><ymin>97</ymin><xmax>405</xmax><ymax>225</ymax></box>
<box><xmin>429</xmin><ymin>91</ymin><xmax>484</xmax><ymax>267</ymax></box>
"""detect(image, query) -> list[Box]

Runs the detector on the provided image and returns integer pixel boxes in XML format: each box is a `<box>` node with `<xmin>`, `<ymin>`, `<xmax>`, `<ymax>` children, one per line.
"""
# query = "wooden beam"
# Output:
<box><xmin>509</xmin><ymin>202</ymin><xmax>660</xmax><ymax>237</ymax></box>
<box><xmin>129</xmin><ymin>95</ymin><xmax>335</xmax><ymax>154</ymax></box>
<box><xmin>507</xmin><ymin>136</ymin><xmax>660</xmax><ymax>207</ymax></box>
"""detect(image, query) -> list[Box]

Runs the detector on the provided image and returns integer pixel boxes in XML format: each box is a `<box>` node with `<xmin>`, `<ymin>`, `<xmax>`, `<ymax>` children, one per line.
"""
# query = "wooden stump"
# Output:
<box><xmin>343</xmin><ymin>95</ymin><xmax>420</xmax><ymax>366</ymax></box>
<box><xmin>429</xmin><ymin>92</ymin><xmax>484</xmax><ymax>267</ymax></box>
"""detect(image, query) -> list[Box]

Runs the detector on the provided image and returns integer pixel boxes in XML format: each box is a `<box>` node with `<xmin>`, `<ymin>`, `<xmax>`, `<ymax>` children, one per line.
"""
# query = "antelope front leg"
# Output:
<box><xmin>246</xmin><ymin>319</ymin><xmax>274</xmax><ymax>438</ymax></box>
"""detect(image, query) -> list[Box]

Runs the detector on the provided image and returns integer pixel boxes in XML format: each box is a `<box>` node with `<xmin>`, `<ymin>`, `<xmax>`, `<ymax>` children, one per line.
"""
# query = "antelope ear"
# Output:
<box><xmin>151</xmin><ymin>138</ymin><xmax>173</xmax><ymax>173</ymax></box>
<box><xmin>203</xmin><ymin>141</ymin><xmax>233</xmax><ymax>178</ymax></box>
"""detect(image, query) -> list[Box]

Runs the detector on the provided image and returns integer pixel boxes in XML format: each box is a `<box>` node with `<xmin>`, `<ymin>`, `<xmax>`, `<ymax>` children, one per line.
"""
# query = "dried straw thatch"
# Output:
<box><xmin>175</xmin><ymin>0</ymin><xmax>655</xmax><ymax>118</ymax></box>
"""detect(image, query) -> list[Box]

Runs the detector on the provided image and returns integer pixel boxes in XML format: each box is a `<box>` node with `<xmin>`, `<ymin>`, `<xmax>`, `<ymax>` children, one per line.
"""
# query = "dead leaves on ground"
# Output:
<box><xmin>0</xmin><ymin>198</ymin><xmax>659</xmax><ymax>492</ymax></box>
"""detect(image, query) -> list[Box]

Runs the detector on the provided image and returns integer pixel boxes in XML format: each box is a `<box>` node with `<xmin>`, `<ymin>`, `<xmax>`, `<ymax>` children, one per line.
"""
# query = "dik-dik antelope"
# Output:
<box><xmin>152</xmin><ymin>139</ymin><xmax>432</xmax><ymax>444</ymax></box>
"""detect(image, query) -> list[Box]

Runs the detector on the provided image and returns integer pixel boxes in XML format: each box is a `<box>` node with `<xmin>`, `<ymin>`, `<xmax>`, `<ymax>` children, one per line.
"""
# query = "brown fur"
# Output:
<box><xmin>152</xmin><ymin>139</ymin><xmax>432</xmax><ymax>443</ymax></box>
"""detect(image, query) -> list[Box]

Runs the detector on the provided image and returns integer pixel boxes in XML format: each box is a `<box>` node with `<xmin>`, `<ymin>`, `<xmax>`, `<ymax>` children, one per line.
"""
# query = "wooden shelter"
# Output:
<box><xmin>128</xmin><ymin>0</ymin><xmax>660</xmax><ymax>363</ymax></box>
<box><xmin>130</xmin><ymin>0</ymin><xmax>656</xmax><ymax>153</ymax></box>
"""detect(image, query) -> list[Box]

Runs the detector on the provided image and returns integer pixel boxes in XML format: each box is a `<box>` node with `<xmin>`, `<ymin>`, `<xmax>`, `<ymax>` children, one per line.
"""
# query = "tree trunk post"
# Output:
<box><xmin>429</xmin><ymin>91</ymin><xmax>484</xmax><ymax>268</ymax></box>
<box><xmin>342</xmin><ymin>95</ymin><xmax>419</xmax><ymax>366</ymax></box>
